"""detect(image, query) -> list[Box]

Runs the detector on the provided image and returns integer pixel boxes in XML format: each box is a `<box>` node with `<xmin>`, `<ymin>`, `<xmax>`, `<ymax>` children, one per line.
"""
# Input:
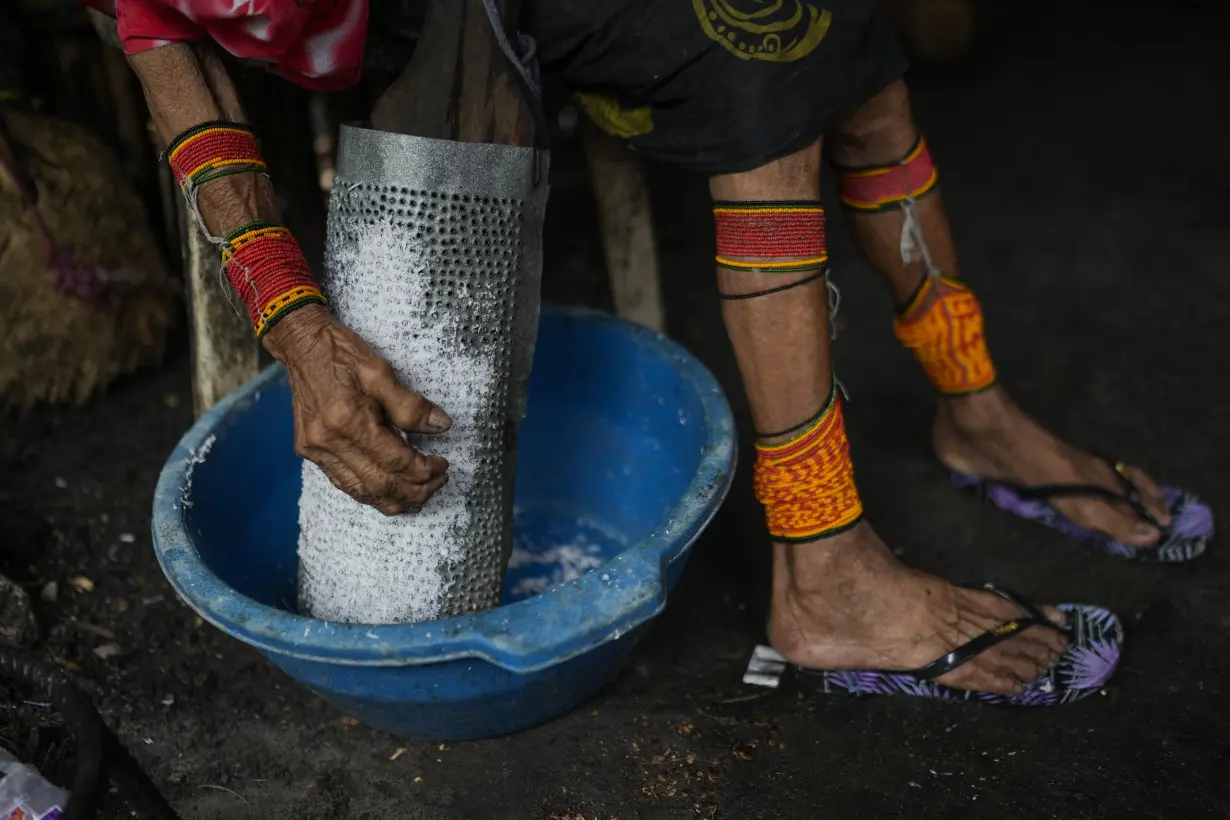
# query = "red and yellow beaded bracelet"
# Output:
<box><xmin>222</xmin><ymin>221</ymin><xmax>326</xmax><ymax>338</ymax></box>
<box><xmin>752</xmin><ymin>385</ymin><xmax>864</xmax><ymax>543</ymax></box>
<box><xmin>163</xmin><ymin>120</ymin><xmax>325</xmax><ymax>339</ymax></box>
<box><xmin>165</xmin><ymin>120</ymin><xmax>268</xmax><ymax>195</ymax></box>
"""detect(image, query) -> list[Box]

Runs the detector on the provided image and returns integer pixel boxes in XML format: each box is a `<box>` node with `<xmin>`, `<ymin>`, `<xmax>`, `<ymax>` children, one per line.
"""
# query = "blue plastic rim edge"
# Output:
<box><xmin>151</xmin><ymin>306</ymin><xmax>737</xmax><ymax>675</ymax></box>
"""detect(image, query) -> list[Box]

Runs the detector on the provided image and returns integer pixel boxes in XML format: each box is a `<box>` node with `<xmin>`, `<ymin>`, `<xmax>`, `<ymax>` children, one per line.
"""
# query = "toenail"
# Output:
<box><xmin>1132</xmin><ymin>522</ymin><xmax>1158</xmax><ymax>537</ymax></box>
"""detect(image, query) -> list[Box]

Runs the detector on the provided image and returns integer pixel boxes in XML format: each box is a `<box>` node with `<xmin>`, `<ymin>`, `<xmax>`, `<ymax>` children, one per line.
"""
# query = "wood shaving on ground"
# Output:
<box><xmin>93</xmin><ymin>643</ymin><xmax>123</xmax><ymax>659</ymax></box>
<box><xmin>75</xmin><ymin>622</ymin><xmax>115</xmax><ymax>640</ymax></box>
<box><xmin>197</xmin><ymin>785</ymin><xmax>253</xmax><ymax>807</ymax></box>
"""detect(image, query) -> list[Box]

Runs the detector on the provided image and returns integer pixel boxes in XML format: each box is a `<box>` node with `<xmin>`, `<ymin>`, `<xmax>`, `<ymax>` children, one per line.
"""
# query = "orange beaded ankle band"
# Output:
<box><xmin>753</xmin><ymin>384</ymin><xmax>863</xmax><ymax>543</ymax></box>
<box><xmin>894</xmin><ymin>273</ymin><xmax>997</xmax><ymax>395</ymax></box>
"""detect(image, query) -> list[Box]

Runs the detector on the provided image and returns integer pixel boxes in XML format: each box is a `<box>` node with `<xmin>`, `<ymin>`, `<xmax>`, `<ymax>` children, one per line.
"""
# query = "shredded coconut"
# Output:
<box><xmin>296</xmin><ymin>219</ymin><xmax>502</xmax><ymax>624</ymax></box>
<box><xmin>503</xmin><ymin>515</ymin><xmax>625</xmax><ymax>600</ymax></box>
<box><xmin>507</xmin><ymin>539</ymin><xmax>606</xmax><ymax>598</ymax></box>
<box><xmin>178</xmin><ymin>434</ymin><xmax>216</xmax><ymax>510</ymax></box>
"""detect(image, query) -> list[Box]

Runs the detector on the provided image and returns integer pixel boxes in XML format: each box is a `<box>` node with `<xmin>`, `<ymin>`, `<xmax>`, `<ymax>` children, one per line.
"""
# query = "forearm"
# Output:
<box><xmin>127</xmin><ymin>43</ymin><xmax>325</xmax><ymax>351</ymax></box>
<box><xmin>129</xmin><ymin>43</ymin><xmax>278</xmax><ymax>235</ymax></box>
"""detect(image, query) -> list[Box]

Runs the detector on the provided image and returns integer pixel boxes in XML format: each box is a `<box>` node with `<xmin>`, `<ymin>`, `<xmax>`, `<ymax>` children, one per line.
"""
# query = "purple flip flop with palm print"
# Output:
<box><xmin>745</xmin><ymin>584</ymin><xmax>1122</xmax><ymax>706</ymax></box>
<box><xmin>950</xmin><ymin>458</ymin><xmax>1213</xmax><ymax>563</ymax></box>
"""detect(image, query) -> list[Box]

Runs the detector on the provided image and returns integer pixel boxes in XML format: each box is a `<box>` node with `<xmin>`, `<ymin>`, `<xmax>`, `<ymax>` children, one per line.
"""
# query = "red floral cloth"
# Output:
<box><xmin>80</xmin><ymin>0</ymin><xmax>368</xmax><ymax>91</ymax></box>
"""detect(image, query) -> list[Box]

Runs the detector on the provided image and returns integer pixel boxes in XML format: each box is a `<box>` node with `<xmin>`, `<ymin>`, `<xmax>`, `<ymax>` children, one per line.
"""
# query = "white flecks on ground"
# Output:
<box><xmin>297</xmin><ymin>217</ymin><xmax>502</xmax><ymax>624</ymax></box>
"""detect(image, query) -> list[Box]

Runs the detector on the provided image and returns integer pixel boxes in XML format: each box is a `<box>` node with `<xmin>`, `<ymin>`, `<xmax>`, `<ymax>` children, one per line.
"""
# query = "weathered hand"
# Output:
<box><xmin>263</xmin><ymin>304</ymin><xmax>451</xmax><ymax>515</ymax></box>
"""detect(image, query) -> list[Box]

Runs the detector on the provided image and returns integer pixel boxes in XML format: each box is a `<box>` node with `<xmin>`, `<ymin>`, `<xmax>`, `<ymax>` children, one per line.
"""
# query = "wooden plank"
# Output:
<box><xmin>89</xmin><ymin>9</ymin><xmax>261</xmax><ymax>416</ymax></box>
<box><xmin>582</xmin><ymin>124</ymin><xmax>666</xmax><ymax>333</ymax></box>
<box><xmin>178</xmin><ymin>195</ymin><xmax>260</xmax><ymax>417</ymax></box>
<box><xmin>370</xmin><ymin>0</ymin><xmax>537</xmax><ymax>147</ymax></box>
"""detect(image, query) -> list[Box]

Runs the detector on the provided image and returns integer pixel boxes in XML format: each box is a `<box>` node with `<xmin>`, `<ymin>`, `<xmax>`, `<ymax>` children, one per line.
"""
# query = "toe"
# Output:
<box><xmin>1038</xmin><ymin>604</ymin><xmax>1068</xmax><ymax>629</ymax></box>
<box><xmin>1008</xmin><ymin>629</ymin><xmax>1064</xmax><ymax>674</ymax></box>
<box><xmin>1063</xmin><ymin>493</ymin><xmax>1160</xmax><ymax>548</ymax></box>
<box><xmin>1052</xmin><ymin>458</ymin><xmax>1169</xmax><ymax>547</ymax></box>
<box><xmin>938</xmin><ymin>662</ymin><xmax>1023</xmax><ymax>696</ymax></box>
<box><xmin>1023</xmin><ymin>621</ymin><xmax>1069</xmax><ymax>657</ymax></box>
<box><xmin>1123</xmin><ymin>464</ymin><xmax>1172</xmax><ymax>528</ymax></box>
<box><xmin>995</xmin><ymin>646</ymin><xmax>1051</xmax><ymax>683</ymax></box>
<box><xmin>1124</xmin><ymin>521</ymin><xmax>1163</xmax><ymax>547</ymax></box>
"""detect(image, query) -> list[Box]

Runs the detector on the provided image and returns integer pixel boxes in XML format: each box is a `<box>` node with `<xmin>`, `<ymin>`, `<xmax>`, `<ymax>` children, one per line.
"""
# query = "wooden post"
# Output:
<box><xmin>89</xmin><ymin>9</ymin><xmax>262</xmax><ymax>416</ymax></box>
<box><xmin>369</xmin><ymin>0</ymin><xmax>537</xmax><ymax>148</ymax></box>
<box><xmin>178</xmin><ymin>195</ymin><xmax>261</xmax><ymax>417</ymax></box>
<box><xmin>582</xmin><ymin>124</ymin><xmax>666</xmax><ymax>333</ymax></box>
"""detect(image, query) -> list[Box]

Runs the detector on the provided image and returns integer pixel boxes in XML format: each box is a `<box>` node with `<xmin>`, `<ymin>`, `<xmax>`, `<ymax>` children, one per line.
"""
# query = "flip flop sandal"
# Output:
<box><xmin>950</xmin><ymin>458</ymin><xmax>1213</xmax><ymax>563</ymax></box>
<box><xmin>743</xmin><ymin>584</ymin><xmax>1122</xmax><ymax>706</ymax></box>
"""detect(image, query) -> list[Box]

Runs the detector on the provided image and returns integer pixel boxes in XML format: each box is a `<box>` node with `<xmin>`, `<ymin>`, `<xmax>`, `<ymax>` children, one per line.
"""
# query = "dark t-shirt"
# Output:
<box><xmin>524</xmin><ymin>0</ymin><xmax>908</xmax><ymax>173</ymax></box>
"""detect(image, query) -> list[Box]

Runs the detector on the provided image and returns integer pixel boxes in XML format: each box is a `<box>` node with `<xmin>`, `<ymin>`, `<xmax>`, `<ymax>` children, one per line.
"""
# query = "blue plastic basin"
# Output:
<box><xmin>152</xmin><ymin>306</ymin><xmax>736</xmax><ymax>740</ymax></box>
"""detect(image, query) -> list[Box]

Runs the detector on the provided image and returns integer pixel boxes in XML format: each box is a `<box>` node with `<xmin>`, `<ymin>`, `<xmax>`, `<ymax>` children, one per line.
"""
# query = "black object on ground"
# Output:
<box><xmin>0</xmin><ymin>648</ymin><xmax>179</xmax><ymax>820</ymax></box>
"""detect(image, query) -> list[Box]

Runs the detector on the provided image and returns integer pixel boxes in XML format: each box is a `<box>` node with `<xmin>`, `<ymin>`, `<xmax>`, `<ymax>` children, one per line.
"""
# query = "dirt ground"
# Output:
<box><xmin>2</xmin><ymin>1</ymin><xmax>1229</xmax><ymax>817</ymax></box>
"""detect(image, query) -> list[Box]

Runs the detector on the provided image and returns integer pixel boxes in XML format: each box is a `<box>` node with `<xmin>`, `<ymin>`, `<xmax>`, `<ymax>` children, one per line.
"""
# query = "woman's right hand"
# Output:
<box><xmin>262</xmin><ymin>304</ymin><xmax>452</xmax><ymax>516</ymax></box>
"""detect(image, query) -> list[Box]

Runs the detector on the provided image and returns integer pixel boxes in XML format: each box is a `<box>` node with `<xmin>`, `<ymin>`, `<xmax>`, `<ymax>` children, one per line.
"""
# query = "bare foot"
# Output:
<box><xmin>933</xmin><ymin>386</ymin><xmax>1171</xmax><ymax>548</ymax></box>
<box><xmin>768</xmin><ymin>522</ymin><xmax>1068</xmax><ymax>695</ymax></box>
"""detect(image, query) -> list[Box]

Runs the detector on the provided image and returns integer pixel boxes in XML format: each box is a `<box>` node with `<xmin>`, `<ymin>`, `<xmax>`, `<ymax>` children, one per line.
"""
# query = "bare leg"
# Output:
<box><xmin>827</xmin><ymin>79</ymin><xmax>1171</xmax><ymax>548</ymax></box>
<box><xmin>712</xmin><ymin>139</ymin><xmax>1067</xmax><ymax>695</ymax></box>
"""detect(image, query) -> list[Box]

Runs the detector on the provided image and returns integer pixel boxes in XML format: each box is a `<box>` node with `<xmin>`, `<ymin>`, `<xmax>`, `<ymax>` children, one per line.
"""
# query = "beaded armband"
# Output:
<box><xmin>835</xmin><ymin>136</ymin><xmax>939</xmax><ymax>212</ymax></box>
<box><xmin>713</xmin><ymin>201</ymin><xmax>828</xmax><ymax>273</ymax></box>
<box><xmin>753</xmin><ymin>385</ymin><xmax>864</xmax><ymax>543</ymax></box>
<box><xmin>894</xmin><ymin>274</ymin><xmax>996</xmax><ymax>395</ymax></box>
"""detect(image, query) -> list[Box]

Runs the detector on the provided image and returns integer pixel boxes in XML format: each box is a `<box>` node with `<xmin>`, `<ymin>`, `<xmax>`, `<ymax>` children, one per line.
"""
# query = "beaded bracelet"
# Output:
<box><xmin>222</xmin><ymin>221</ymin><xmax>326</xmax><ymax>338</ymax></box>
<box><xmin>165</xmin><ymin>120</ymin><xmax>268</xmax><ymax>196</ymax></box>
<box><xmin>164</xmin><ymin>120</ymin><xmax>324</xmax><ymax>338</ymax></box>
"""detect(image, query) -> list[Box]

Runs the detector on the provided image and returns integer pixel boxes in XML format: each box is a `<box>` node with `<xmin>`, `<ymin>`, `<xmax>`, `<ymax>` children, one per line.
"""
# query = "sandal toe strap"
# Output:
<box><xmin>906</xmin><ymin>616</ymin><xmax>1044</xmax><ymax>681</ymax></box>
<box><xmin>997</xmin><ymin>455</ymin><xmax>1162</xmax><ymax>530</ymax></box>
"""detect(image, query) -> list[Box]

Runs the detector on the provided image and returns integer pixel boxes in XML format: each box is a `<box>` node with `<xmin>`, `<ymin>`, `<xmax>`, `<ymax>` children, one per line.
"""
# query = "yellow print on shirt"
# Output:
<box><xmin>574</xmin><ymin>92</ymin><xmax>654</xmax><ymax>139</ymax></box>
<box><xmin>693</xmin><ymin>0</ymin><xmax>833</xmax><ymax>62</ymax></box>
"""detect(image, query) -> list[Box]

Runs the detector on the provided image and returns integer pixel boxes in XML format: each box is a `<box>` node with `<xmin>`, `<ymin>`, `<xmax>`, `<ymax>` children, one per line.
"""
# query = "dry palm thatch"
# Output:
<box><xmin>0</xmin><ymin>107</ymin><xmax>176</xmax><ymax>411</ymax></box>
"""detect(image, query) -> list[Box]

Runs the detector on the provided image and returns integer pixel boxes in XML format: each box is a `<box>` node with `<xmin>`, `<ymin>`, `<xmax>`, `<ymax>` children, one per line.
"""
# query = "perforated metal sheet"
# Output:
<box><xmin>297</xmin><ymin>127</ymin><xmax>549</xmax><ymax>624</ymax></box>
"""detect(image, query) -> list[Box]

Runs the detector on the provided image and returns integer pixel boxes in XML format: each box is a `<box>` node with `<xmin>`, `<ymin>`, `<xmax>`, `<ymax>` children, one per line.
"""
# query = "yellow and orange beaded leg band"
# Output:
<box><xmin>835</xmin><ymin>136</ymin><xmax>939</xmax><ymax>212</ymax></box>
<box><xmin>753</xmin><ymin>386</ymin><xmax>864</xmax><ymax>543</ymax></box>
<box><xmin>714</xmin><ymin>200</ymin><xmax>828</xmax><ymax>273</ymax></box>
<box><xmin>894</xmin><ymin>274</ymin><xmax>997</xmax><ymax>395</ymax></box>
